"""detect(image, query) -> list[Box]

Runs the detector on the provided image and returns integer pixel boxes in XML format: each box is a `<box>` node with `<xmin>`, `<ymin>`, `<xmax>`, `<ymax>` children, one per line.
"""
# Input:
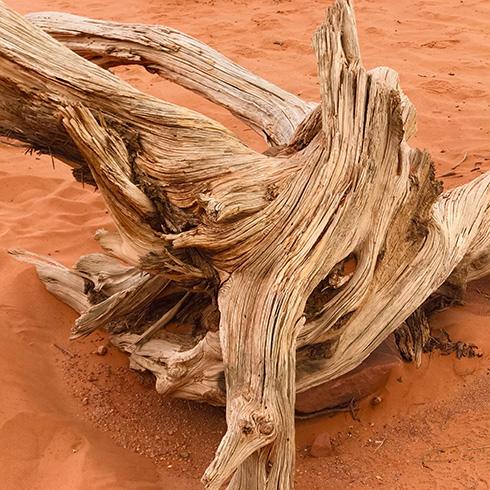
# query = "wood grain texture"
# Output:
<box><xmin>26</xmin><ymin>11</ymin><xmax>316</xmax><ymax>147</ymax></box>
<box><xmin>2</xmin><ymin>0</ymin><xmax>490</xmax><ymax>488</ymax></box>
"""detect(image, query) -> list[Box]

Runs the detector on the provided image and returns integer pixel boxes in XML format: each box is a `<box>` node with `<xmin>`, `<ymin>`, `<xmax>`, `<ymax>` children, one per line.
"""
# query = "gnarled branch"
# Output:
<box><xmin>2</xmin><ymin>0</ymin><xmax>490</xmax><ymax>489</ymax></box>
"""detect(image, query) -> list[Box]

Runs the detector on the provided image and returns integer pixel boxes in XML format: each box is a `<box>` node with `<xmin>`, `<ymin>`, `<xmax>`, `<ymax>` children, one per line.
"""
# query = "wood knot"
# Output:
<box><xmin>258</xmin><ymin>420</ymin><xmax>274</xmax><ymax>435</ymax></box>
<box><xmin>241</xmin><ymin>424</ymin><xmax>254</xmax><ymax>435</ymax></box>
<box><xmin>266</xmin><ymin>183</ymin><xmax>280</xmax><ymax>200</ymax></box>
<box><xmin>238</xmin><ymin>413</ymin><xmax>275</xmax><ymax>437</ymax></box>
<box><xmin>167</xmin><ymin>365</ymin><xmax>186</xmax><ymax>380</ymax></box>
<box><xmin>255</xmin><ymin>413</ymin><xmax>275</xmax><ymax>436</ymax></box>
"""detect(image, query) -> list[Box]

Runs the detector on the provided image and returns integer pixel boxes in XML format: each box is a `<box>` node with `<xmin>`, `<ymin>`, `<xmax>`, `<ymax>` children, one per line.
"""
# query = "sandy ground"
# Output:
<box><xmin>1</xmin><ymin>0</ymin><xmax>489</xmax><ymax>488</ymax></box>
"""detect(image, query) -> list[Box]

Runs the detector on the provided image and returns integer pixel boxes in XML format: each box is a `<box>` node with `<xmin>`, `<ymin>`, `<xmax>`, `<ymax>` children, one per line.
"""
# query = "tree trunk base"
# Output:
<box><xmin>2</xmin><ymin>0</ymin><xmax>490</xmax><ymax>487</ymax></box>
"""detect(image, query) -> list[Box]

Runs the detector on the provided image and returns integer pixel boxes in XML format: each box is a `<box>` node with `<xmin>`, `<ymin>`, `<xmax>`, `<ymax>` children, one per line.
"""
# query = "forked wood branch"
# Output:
<box><xmin>1</xmin><ymin>0</ymin><xmax>489</xmax><ymax>489</ymax></box>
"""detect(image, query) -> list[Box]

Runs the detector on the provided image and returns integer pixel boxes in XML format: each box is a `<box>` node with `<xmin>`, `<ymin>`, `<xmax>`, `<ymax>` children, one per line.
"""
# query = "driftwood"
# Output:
<box><xmin>2</xmin><ymin>0</ymin><xmax>490</xmax><ymax>488</ymax></box>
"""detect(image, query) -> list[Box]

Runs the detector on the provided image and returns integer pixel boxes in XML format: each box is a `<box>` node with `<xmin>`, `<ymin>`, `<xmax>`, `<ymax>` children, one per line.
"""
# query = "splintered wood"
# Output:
<box><xmin>1</xmin><ymin>0</ymin><xmax>489</xmax><ymax>488</ymax></box>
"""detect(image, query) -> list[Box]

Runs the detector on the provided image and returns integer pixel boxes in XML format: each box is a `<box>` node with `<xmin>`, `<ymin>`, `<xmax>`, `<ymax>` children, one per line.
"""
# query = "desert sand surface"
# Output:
<box><xmin>1</xmin><ymin>0</ymin><xmax>489</xmax><ymax>488</ymax></box>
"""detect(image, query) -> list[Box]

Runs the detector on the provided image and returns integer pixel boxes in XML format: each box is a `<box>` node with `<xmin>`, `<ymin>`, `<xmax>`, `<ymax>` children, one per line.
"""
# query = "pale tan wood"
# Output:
<box><xmin>24</xmin><ymin>12</ymin><xmax>416</xmax><ymax>151</ymax></box>
<box><xmin>2</xmin><ymin>0</ymin><xmax>490</xmax><ymax>488</ymax></box>
<box><xmin>9</xmin><ymin>250</ymin><xmax>91</xmax><ymax>314</ymax></box>
<box><xmin>25</xmin><ymin>12</ymin><xmax>316</xmax><ymax>147</ymax></box>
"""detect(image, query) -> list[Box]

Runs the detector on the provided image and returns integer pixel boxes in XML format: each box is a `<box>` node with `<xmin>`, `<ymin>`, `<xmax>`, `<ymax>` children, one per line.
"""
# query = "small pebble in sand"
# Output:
<box><xmin>371</xmin><ymin>396</ymin><xmax>382</xmax><ymax>407</ymax></box>
<box><xmin>310</xmin><ymin>432</ymin><xmax>334</xmax><ymax>458</ymax></box>
<box><xmin>97</xmin><ymin>345</ymin><xmax>108</xmax><ymax>356</ymax></box>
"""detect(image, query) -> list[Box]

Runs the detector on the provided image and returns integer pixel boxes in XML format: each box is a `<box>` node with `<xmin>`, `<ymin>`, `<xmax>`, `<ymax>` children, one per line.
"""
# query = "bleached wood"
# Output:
<box><xmin>9</xmin><ymin>250</ymin><xmax>91</xmax><ymax>314</ymax></box>
<box><xmin>114</xmin><ymin>331</ymin><xmax>225</xmax><ymax>405</ymax></box>
<box><xmin>25</xmin><ymin>12</ymin><xmax>417</xmax><ymax>150</ymax></box>
<box><xmin>0</xmin><ymin>1</ymin><xmax>299</xmax><ymax>238</ymax></box>
<box><xmin>11</xmin><ymin>249</ymin><xmax>226</xmax><ymax>404</ymax></box>
<box><xmin>26</xmin><ymin>12</ymin><xmax>315</xmax><ymax>147</ymax></box>
<box><xmin>2</xmin><ymin>0</ymin><xmax>490</xmax><ymax>489</ymax></box>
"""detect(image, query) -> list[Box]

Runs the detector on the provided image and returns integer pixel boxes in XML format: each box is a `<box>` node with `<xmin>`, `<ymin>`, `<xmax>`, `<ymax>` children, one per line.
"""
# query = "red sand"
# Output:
<box><xmin>1</xmin><ymin>0</ymin><xmax>489</xmax><ymax>488</ymax></box>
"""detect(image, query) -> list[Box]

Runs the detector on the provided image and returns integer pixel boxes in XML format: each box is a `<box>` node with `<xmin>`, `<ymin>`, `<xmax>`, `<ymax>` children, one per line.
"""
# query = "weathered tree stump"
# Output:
<box><xmin>1</xmin><ymin>0</ymin><xmax>489</xmax><ymax>488</ymax></box>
